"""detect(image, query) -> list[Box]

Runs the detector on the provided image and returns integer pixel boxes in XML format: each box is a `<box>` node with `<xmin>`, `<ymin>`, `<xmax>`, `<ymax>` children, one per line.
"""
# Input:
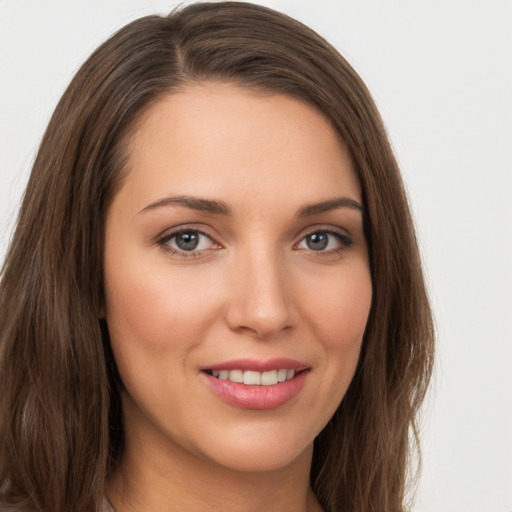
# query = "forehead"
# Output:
<box><xmin>117</xmin><ymin>82</ymin><xmax>360</xmax><ymax>214</ymax></box>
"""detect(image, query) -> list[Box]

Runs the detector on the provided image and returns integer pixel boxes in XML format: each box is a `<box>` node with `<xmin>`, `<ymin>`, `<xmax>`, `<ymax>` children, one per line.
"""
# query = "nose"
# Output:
<box><xmin>224</xmin><ymin>247</ymin><xmax>298</xmax><ymax>339</ymax></box>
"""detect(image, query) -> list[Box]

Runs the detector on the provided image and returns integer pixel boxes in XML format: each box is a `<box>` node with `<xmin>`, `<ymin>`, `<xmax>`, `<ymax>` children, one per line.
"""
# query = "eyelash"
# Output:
<box><xmin>156</xmin><ymin>226</ymin><xmax>353</xmax><ymax>259</ymax></box>
<box><xmin>296</xmin><ymin>228</ymin><xmax>354</xmax><ymax>254</ymax></box>
<box><xmin>157</xmin><ymin>228</ymin><xmax>218</xmax><ymax>258</ymax></box>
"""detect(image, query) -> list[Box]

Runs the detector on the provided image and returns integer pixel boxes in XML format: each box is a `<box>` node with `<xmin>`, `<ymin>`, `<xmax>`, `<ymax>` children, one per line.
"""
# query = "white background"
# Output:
<box><xmin>1</xmin><ymin>1</ymin><xmax>511</xmax><ymax>511</ymax></box>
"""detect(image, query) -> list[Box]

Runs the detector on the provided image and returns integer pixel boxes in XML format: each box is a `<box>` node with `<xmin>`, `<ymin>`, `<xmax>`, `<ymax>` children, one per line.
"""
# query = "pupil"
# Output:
<box><xmin>177</xmin><ymin>232</ymin><xmax>199</xmax><ymax>251</ymax></box>
<box><xmin>307</xmin><ymin>232</ymin><xmax>328</xmax><ymax>250</ymax></box>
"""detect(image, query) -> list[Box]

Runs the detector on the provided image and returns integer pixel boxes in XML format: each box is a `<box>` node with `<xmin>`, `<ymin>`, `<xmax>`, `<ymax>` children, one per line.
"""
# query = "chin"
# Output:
<box><xmin>188</xmin><ymin>422</ymin><xmax>316</xmax><ymax>474</ymax></box>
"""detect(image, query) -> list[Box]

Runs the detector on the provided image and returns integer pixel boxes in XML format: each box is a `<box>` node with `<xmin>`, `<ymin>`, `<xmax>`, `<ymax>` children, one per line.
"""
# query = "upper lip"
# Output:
<box><xmin>201</xmin><ymin>358</ymin><xmax>310</xmax><ymax>372</ymax></box>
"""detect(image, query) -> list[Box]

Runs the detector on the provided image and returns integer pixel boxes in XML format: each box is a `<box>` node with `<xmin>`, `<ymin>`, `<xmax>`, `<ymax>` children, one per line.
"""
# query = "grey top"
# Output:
<box><xmin>103</xmin><ymin>497</ymin><xmax>116</xmax><ymax>512</ymax></box>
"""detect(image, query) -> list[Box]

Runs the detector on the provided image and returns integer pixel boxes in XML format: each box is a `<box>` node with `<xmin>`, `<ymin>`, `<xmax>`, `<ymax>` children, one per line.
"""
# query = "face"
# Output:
<box><xmin>104</xmin><ymin>83</ymin><xmax>372</xmax><ymax>474</ymax></box>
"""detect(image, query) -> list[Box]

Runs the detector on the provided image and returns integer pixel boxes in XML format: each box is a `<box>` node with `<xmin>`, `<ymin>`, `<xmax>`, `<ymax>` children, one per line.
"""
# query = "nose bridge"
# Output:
<box><xmin>225</xmin><ymin>240</ymin><xmax>295</xmax><ymax>338</ymax></box>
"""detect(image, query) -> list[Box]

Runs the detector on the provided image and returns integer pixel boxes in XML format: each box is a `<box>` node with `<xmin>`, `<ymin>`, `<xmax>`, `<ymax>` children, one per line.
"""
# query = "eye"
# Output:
<box><xmin>158</xmin><ymin>229</ymin><xmax>219</xmax><ymax>256</ymax></box>
<box><xmin>296</xmin><ymin>229</ymin><xmax>353</xmax><ymax>252</ymax></box>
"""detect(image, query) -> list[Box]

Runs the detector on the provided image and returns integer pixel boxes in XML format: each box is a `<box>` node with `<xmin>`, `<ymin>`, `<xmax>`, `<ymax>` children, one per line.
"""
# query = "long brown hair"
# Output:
<box><xmin>0</xmin><ymin>3</ymin><xmax>434</xmax><ymax>511</ymax></box>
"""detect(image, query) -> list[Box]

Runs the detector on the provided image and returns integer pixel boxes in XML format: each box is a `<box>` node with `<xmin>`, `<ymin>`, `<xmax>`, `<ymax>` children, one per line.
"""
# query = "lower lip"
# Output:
<box><xmin>202</xmin><ymin>371</ymin><xmax>308</xmax><ymax>410</ymax></box>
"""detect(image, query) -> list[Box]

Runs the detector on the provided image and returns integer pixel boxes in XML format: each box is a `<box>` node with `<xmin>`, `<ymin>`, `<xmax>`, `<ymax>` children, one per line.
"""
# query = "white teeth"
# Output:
<box><xmin>210</xmin><ymin>368</ymin><xmax>298</xmax><ymax>385</ymax></box>
<box><xmin>277</xmin><ymin>369</ymin><xmax>287</xmax><ymax>382</ymax></box>
<box><xmin>243</xmin><ymin>371</ymin><xmax>261</xmax><ymax>385</ymax></box>
<box><xmin>261</xmin><ymin>370</ymin><xmax>278</xmax><ymax>386</ymax></box>
<box><xmin>229</xmin><ymin>369</ymin><xmax>244</xmax><ymax>383</ymax></box>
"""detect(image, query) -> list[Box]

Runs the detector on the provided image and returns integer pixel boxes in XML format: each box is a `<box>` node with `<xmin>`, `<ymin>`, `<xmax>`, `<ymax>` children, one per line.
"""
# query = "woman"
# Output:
<box><xmin>0</xmin><ymin>2</ymin><xmax>434</xmax><ymax>511</ymax></box>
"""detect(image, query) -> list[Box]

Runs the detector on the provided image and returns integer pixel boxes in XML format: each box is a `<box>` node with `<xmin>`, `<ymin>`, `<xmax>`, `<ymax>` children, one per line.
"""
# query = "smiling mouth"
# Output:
<box><xmin>204</xmin><ymin>368</ymin><xmax>301</xmax><ymax>386</ymax></box>
<box><xmin>202</xmin><ymin>364</ymin><xmax>310</xmax><ymax>409</ymax></box>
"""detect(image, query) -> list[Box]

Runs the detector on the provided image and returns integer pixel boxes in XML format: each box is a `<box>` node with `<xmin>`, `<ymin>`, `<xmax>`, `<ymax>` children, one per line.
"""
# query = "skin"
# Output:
<box><xmin>104</xmin><ymin>83</ymin><xmax>372</xmax><ymax>512</ymax></box>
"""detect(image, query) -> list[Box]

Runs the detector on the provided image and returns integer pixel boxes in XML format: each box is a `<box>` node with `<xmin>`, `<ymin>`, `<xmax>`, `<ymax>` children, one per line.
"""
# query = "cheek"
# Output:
<box><xmin>103</xmin><ymin>258</ymin><xmax>222</xmax><ymax>414</ymax></box>
<box><xmin>105</xmin><ymin>250</ymin><xmax>221</xmax><ymax>349</ymax></box>
<box><xmin>300</xmin><ymin>262</ymin><xmax>372</xmax><ymax>352</ymax></box>
<box><xmin>291</xmin><ymin>261</ymin><xmax>372</xmax><ymax>433</ymax></box>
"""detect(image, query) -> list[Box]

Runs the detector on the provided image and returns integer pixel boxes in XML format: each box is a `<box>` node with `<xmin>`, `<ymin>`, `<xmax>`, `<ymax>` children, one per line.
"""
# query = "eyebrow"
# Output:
<box><xmin>138</xmin><ymin>195</ymin><xmax>363</xmax><ymax>217</ymax></box>
<box><xmin>139</xmin><ymin>196</ymin><xmax>231</xmax><ymax>216</ymax></box>
<box><xmin>296</xmin><ymin>197</ymin><xmax>364</xmax><ymax>217</ymax></box>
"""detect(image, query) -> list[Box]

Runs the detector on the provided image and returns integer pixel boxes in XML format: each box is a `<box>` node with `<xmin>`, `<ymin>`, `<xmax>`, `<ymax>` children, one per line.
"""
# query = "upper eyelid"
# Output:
<box><xmin>156</xmin><ymin>224</ymin><xmax>219</xmax><ymax>243</ymax></box>
<box><xmin>296</xmin><ymin>224</ymin><xmax>352</xmax><ymax>240</ymax></box>
<box><xmin>160</xmin><ymin>230</ymin><xmax>213</xmax><ymax>243</ymax></box>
